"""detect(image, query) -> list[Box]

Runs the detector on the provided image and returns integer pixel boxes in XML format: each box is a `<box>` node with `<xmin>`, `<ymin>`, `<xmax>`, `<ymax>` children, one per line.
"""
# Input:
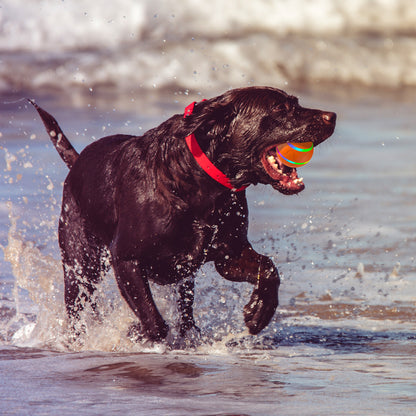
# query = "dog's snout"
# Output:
<box><xmin>322</xmin><ymin>112</ymin><xmax>336</xmax><ymax>125</ymax></box>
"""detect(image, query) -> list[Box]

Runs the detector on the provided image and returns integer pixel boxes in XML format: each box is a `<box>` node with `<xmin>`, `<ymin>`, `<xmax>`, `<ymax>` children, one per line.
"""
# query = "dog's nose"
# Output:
<box><xmin>322</xmin><ymin>112</ymin><xmax>336</xmax><ymax>125</ymax></box>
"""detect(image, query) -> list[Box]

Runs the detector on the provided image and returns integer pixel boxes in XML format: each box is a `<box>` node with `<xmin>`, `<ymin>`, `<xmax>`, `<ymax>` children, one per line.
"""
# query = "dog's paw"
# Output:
<box><xmin>152</xmin><ymin>321</ymin><xmax>170</xmax><ymax>341</ymax></box>
<box><xmin>243</xmin><ymin>285</ymin><xmax>278</xmax><ymax>335</ymax></box>
<box><xmin>128</xmin><ymin>319</ymin><xmax>169</xmax><ymax>343</ymax></box>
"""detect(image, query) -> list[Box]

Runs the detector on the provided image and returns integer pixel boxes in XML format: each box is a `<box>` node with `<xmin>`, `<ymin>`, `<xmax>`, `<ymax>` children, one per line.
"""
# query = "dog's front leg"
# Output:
<box><xmin>215</xmin><ymin>245</ymin><xmax>280</xmax><ymax>335</ymax></box>
<box><xmin>112</xmin><ymin>257</ymin><xmax>169</xmax><ymax>341</ymax></box>
<box><xmin>178</xmin><ymin>278</ymin><xmax>200</xmax><ymax>337</ymax></box>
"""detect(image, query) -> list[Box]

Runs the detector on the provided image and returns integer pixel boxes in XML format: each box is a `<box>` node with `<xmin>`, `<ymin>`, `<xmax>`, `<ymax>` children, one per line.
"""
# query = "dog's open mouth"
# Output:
<box><xmin>261</xmin><ymin>146</ymin><xmax>305</xmax><ymax>195</ymax></box>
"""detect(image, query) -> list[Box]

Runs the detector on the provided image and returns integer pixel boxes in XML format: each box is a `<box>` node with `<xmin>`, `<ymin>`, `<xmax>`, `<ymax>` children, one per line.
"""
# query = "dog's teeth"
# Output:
<box><xmin>267</xmin><ymin>154</ymin><xmax>284</xmax><ymax>173</ymax></box>
<box><xmin>293</xmin><ymin>177</ymin><xmax>304</xmax><ymax>185</ymax></box>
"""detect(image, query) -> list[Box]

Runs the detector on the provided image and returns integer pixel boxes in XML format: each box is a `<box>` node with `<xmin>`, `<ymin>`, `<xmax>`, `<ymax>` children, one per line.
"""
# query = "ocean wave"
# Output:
<box><xmin>1</xmin><ymin>0</ymin><xmax>416</xmax><ymax>94</ymax></box>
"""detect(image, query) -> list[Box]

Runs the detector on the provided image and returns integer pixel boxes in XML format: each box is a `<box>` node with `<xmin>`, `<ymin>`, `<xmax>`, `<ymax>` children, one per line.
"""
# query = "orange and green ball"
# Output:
<box><xmin>276</xmin><ymin>142</ymin><xmax>314</xmax><ymax>168</ymax></box>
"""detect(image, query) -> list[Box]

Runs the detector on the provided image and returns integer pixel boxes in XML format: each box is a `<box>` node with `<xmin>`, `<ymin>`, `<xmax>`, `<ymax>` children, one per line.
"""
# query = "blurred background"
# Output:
<box><xmin>1</xmin><ymin>0</ymin><xmax>416</xmax><ymax>104</ymax></box>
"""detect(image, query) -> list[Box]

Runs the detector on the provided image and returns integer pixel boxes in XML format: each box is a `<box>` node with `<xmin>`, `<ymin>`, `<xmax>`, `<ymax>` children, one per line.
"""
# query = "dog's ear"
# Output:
<box><xmin>184</xmin><ymin>98</ymin><xmax>237</xmax><ymax>139</ymax></box>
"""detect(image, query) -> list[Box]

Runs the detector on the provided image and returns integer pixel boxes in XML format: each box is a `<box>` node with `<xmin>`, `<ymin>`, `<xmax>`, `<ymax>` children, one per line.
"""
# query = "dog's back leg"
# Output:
<box><xmin>59</xmin><ymin>194</ymin><xmax>107</xmax><ymax>331</ymax></box>
<box><xmin>110</xmin><ymin>255</ymin><xmax>169</xmax><ymax>342</ymax></box>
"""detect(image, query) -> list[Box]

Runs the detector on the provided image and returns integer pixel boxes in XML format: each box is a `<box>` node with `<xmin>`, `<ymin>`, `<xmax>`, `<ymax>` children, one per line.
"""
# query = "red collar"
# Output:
<box><xmin>184</xmin><ymin>101</ymin><xmax>248</xmax><ymax>192</ymax></box>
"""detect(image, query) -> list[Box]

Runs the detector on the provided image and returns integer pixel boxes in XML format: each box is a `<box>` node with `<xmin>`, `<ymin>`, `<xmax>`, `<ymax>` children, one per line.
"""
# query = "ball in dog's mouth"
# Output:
<box><xmin>276</xmin><ymin>142</ymin><xmax>314</xmax><ymax>168</ymax></box>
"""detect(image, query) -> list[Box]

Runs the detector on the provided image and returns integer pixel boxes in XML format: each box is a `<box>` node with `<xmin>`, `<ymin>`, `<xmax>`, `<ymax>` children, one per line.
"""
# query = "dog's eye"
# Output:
<box><xmin>274</xmin><ymin>102</ymin><xmax>292</xmax><ymax>113</ymax></box>
<box><xmin>271</xmin><ymin>103</ymin><xmax>286</xmax><ymax>113</ymax></box>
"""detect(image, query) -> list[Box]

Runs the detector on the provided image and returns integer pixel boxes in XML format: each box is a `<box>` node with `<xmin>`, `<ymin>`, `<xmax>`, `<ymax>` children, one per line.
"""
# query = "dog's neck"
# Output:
<box><xmin>184</xmin><ymin>101</ymin><xmax>248</xmax><ymax>192</ymax></box>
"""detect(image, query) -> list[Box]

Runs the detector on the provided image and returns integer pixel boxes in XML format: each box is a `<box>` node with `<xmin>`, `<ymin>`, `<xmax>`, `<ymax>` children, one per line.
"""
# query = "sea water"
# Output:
<box><xmin>2</xmin><ymin>0</ymin><xmax>416</xmax><ymax>94</ymax></box>
<box><xmin>1</xmin><ymin>1</ymin><xmax>416</xmax><ymax>415</ymax></box>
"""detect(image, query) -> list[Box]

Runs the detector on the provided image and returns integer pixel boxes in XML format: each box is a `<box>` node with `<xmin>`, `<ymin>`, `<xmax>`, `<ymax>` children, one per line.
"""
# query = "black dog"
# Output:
<box><xmin>31</xmin><ymin>87</ymin><xmax>336</xmax><ymax>341</ymax></box>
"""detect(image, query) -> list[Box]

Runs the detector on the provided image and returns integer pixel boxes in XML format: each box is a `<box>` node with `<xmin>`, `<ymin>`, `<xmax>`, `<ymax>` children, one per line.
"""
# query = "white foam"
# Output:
<box><xmin>0</xmin><ymin>0</ymin><xmax>146</xmax><ymax>51</ymax></box>
<box><xmin>1</xmin><ymin>0</ymin><xmax>416</xmax><ymax>92</ymax></box>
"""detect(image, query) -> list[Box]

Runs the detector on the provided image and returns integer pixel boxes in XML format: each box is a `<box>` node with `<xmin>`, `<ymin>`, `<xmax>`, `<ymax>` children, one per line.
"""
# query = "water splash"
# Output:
<box><xmin>0</xmin><ymin>202</ymin><xmax>67</xmax><ymax>347</ymax></box>
<box><xmin>0</xmin><ymin>202</ymin><xmax>246</xmax><ymax>353</ymax></box>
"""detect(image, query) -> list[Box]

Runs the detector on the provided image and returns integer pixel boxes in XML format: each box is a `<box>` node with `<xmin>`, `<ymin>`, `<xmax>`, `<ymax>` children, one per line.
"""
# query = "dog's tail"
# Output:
<box><xmin>28</xmin><ymin>99</ymin><xmax>79</xmax><ymax>169</ymax></box>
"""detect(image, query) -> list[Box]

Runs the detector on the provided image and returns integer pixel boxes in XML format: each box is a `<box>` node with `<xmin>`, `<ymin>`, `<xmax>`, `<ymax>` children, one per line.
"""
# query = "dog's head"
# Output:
<box><xmin>184</xmin><ymin>86</ymin><xmax>336</xmax><ymax>195</ymax></box>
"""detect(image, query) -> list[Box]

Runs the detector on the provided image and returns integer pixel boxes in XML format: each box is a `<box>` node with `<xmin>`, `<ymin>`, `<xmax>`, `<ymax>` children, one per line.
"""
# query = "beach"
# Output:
<box><xmin>1</xmin><ymin>1</ymin><xmax>416</xmax><ymax>415</ymax></box>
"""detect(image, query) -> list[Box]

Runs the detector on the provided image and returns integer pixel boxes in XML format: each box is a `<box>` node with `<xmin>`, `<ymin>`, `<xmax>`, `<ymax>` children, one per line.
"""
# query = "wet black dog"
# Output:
<box><xmin>31</xmin><ymin>87</ymin><xmax>336</xmax><ymax>341</ymax></box>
